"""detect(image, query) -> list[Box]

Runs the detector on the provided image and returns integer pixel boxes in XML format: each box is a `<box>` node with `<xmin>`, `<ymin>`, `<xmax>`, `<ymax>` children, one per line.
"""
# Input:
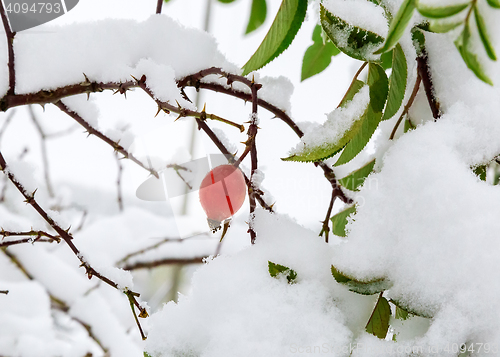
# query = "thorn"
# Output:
<box><xmin>130</xmin><ymin>75</ymin><xmax>139</xmax><ymax>82</ymax></box>
<box><xmin>86</xmin><ymin>92</ymin><xmax>90</xmax><ymax>101</ymax></box>
<box><xmin>251</xmin><ymin>75</ymin><xmax>255</xmax><ymax>84</ymax></box>
<box><xmin>154</xmin><ymin>105</ymin><xmax>162</xmax><ymax>118</ymax></box>
<box><xmin>202</xmin><ymin>103</ymin><xmax>206</xmax><ymax>113</ymax></box>
<box><xmin>139</xmin><ymin>308</ymin><xmax>149</xmax><ymax>318</ymax></box>
<box><xmin>39</xmin><ymin>103</ymin><xmax>45</xmax><ymax>111</ymax></box>
<box><xmin>175</xmin><ymin>100</ymin><xmax>182</xmax><ymax>110</ymax></box>
<box><xmin>80</xmin><ymin>73</ymin><xmax>91</xmax><ymax>86</ymax></box>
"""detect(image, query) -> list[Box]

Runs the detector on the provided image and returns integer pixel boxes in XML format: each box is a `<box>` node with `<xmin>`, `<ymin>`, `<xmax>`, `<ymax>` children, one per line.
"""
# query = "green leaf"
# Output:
<box><xmin>339</xmin><ymin>79</ymin><xmax>365</xmax><ymax>108</ymax></box>
<box><xmin>245</xmin><ymin>0</ymin><xmax>267</xmax><ymax>34</ymax></box>
<box><xmin>487</xmin><ymin>0</ymin><xmax>500</xmax><ymax>8</ymax></box>
<box><xmin>473</xmin><ymin>165</ymin><xmax>487</xmax><ymax>181</ymax></box>
<box><xmin>474</xmin><ymin>5</ymin><xmax>497</xmax><ymax>61</ymax></box>
<box><xmin>301</xmin><ymin>25</ymin><xmax>340</xmax><ymax>81</ymax></box>
<box><xmin>428</xmin><ymin>19</ymin><xmax>463</xmax><ymax>33</ymax></box>
<box><xmin>366</xmin><ymin>295</ymin><xmax>391</xmax><ymax>339</ymax></box>
<box><xmin>144</xmin><ymin>353</ymin><xmax>152</xmax><ymax>357</ymax></box>
<box><xmin>331</xmin><ymin>205</ymin><xmax>356</xmax><ymax>237</ymax></box>
<box><xmin>455</xmin><ymin>23</ymin><xmax>494</xmax><ymax>85</ymax></box>
<box><xmin>382</xmin><ymin>44</ymin><xmax>407</xmax><ymax>120</ymax></box>
<box><xmin>411</xmin><ymin>27</ymin><xmax>426</xmax><ymax>56</ymax></box>
<box><xmin>331</xmin><ymin>265</ymin><xmax>392</xmax><ymax>295</ymax></box>
<box><xmin>338</xmin><ymin>159</ymin><xmax>376</xmax><ymax>191</ymax></box>
<box><xmin>395</xmin><ymin>306</ymin><xmax>410</xmax><ymax>320</ymax></box>
<box><xmin>374</xmin><ymin>0</ymin><xmax>415</xmax><ymax>54</ymax></box>
<box><xmin>268</xmin><ymin>261</ymin><xmax>297</xmax><ymax>283</ymax></box>
<box><xmin>416</xmin><ymin>1</ymin><xmax>469</xmax><ymax>19</ymax></box>
<box><xmin>390</xmin><ymin>298</ymin><xmax>433</xmax><ymax>318</ymax></box>
<box><xmin>335</xmin><ymin>63</ymin><xmax>387</xmax><ymax>166</ymax></box>
<box><xmin>217</xmin><ymin>0</ymin><xmax>236</xmax><ymax>3</ymax></box>
<box><xmin>320</xmin><ymin>4</ymin><xmax>385</xmax><ymax>61</ymax></box>
<box><xmin>242</xmin><ymin>0</ymin><xmax>307</xmax><ymax>75</ymax></box>
<box><xmin>380</xmin><ymin>50</ymin><xmax>393</xmax><ymax>70</ymax></box>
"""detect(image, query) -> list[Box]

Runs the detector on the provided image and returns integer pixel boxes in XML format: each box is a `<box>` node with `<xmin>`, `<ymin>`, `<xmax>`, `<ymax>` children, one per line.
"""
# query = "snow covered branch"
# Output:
<box><xmin>0</xmin><ymin>0</ymin><xmax>15</xmax><ymax>96</ymax></box>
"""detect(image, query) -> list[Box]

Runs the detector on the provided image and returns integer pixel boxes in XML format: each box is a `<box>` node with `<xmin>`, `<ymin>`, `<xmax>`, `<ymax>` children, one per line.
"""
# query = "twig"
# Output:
<box><xmin>417</xmin><ymin>48</ymin><xmax>441</xmax><ymax>120</ymax></box>
<box><xmin>0</xmin><ymin>150</ymin><xmax>147</xmax><ymax>339</ymax></box>
<box><xmin>27</xmin><ymin>106</ymin><xmax>55</xmax><ymax>197</ymax></box>
<box><xmin>54</xmin><ymin>100</ymin><xmax>160</xmax><ymax>179</ymax></box>
<box><xmin>319</xmin><ymin>190</ymin><xmax>337</xmax><ymax>243</ymax></box>
<box><xmin>115</xmin><ymin>152</ymin><xmax>124</xmax><ymax>212</ymax></box>
<box><xmin>337</xmin><ymin>62</ymin><xmax>367</xmax><ymax>108</ymax></box>
<box><xmin>0</xmin><ymin>0</ymin><xmax>15</xmax><ymax>95</ymax></box>
<box><xmin>123</xmin><ymin>256</ymin><xmax>207</xmax><ymax>270</ymax></box>
<box><xmin>0</xmin><ymin>237</ymin><xmax>56</xmax><ymax>247</ymax></box>
<box><xmin>0</xmin><ymin>290</ymin><xmax>8</xmax><ymax>294</ymax></box>
<box><xmin>389</xmin><ymin>73</ymin><xmax>422</xmax><ymax>140</ymax></box>
<box><xmin>247</xmin><ymin>77</ymin><xmax>260</xmax><ymax>244</ymax></box>
<box><xmin>156</xmin><ymin>0</ymin><xmax>163</xmax><ymax>14</ymax></box>
<box><xmin>0</xmin><ymin>109</ymin><xmax>16</xmax><ymax>144</ymax></box>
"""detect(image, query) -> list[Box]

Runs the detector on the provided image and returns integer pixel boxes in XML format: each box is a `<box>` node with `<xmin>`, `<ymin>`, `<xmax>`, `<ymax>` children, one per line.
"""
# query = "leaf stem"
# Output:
<box><xmin>389</xmin><ymin>73</ymin><xmax>422</xmax><ymax>140</ymax></box>
<box><xmin>337</xmin><ymin>62</ymin><xmax>367</xmax><ymax>108</ymax></box>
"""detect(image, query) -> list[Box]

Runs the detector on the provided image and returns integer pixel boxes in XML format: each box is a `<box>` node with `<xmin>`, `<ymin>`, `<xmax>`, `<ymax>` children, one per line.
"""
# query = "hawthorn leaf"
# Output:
<box><xmin>487</xmin><ymin>0</ymin><xmax>500</xmax><ymax>8</ymax></box>
<box><xmin>474</xmin><ymin>5</ymin><xmax>497</xmax><ymax>61</ymax></box>
<box><xmin>428</xmin><ymin>19</ymin><xmax>463</xmax><ymax>33</ymax></box>
<box><xmin>374</xmin><ymin>0</ymin><xmax>415</xmax><ymax>54</ymax></box>
<box><xmin>331</xmin><ymin>205</ymin><xmax>356</xmax><ymax>237</ymax></box>
<box><xmin>380</xmin><ymin>49</ymin><xmax>393</xmax><ymax>69</ymax></box>
<box><xmin>338</xmin><ymin>159</ymin><xmax>376</xmax><ymax>191</ymax></box>
<box><xmin>382</xmin><ymin>44</ymin><xmax>407</xmax><ymax>120</ymax></box>
<box><xmin>242</xmin><ymin>0</ymin><xmax>307</xmax><ymax>75</ymax></box>
<box><xmin>366</xmin><ymin>295</ymin><xmax>391</xmax><ymax>338</ymax></box>
<box><xmin>301</xmin><ymin>25</ymin><xmax>340</xmax><ymax>81</ymax></box>
<box><xmin>395</xmin><ymin>306</ymin><xmax>410</xmax><ymax>320</ymax></box>
<box><xmin>268</xmin><ymin>261</ymin><xmax>297</xmax><ymax>284</ymax></box>
<box><xmin>416</xmin><ymin>1</ymin><xmax>469</xmax><ymax>19</ymax></box>
<box><xmin>390</xmin><ymin>298</ymin><xmax>434</xmax><ymax>318</ymax></box>
<box><xmin>455</xmin><ymin>23</ymin><xmax>494</xmax><ymax>85</ymax></box>
<box><xmin>339</xmin><ymin>79</ymin><xmax>365</xmax><ymax>108</ymax></box>
<box><xmin>473</xmin><ymin>165</ymin><xmax>487</xmax><ymax>181</ymax></box>
<box><xmin>331</xmin><ymin>265</ymin><xmax>392</xmax><ymax>295</ymax></box>
<box><xmin>335</xmin><ymin>63</ymin><xmax>387</xmax><ymax>166</ymax></box>
<box><xmin>245</xmin><ymin>0</ymin><xmax>267</xmax><ymax>35</ymax></box>
<box><xmin>320</xmin><ymin>4</ymin><xmax>384</xmax><ymax>61</ymax></box>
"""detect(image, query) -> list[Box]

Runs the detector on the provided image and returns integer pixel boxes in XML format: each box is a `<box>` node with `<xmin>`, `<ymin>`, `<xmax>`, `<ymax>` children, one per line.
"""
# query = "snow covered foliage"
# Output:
<box><xmin>1</xmin><ymin>0</ymin><xmax>500</xmax><ymax>356</ymax></box>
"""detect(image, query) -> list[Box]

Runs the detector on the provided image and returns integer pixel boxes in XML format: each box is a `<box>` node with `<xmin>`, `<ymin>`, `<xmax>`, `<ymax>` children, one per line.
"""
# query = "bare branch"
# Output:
<box><xmin>0</xmin><ymin>0</ymin><xmax>15</xmax><ymax>95</ymax></box>
<box><xmin>390</xmin><ymin>74</ymin><xmax>422</xmax><ymax>140</ymax></box>
<box><xmin>156</xmin><ymin>0</ymin><xmax>163</xmax><ymax>14</ymax></box>
<box><xmin>123</xmin><ymin>256</ymin><xmax>207</xmax><ymax>270</ymax></box>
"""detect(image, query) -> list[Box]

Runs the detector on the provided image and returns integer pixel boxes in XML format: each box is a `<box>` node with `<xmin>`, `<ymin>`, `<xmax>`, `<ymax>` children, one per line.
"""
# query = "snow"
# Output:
<box><xmin>322</xmin><ymin>0</ymin><xmax>389</xmax><ymax>38</ymax></box>
<box><xmin>289</xmin><ymin>85</ymin><xmax>370</xmax><ymax>156</ymax></box>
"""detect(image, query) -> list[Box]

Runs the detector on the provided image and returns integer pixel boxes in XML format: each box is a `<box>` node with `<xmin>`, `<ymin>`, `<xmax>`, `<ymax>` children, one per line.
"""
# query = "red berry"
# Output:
<box><xmin>199</xmin><ymin>164</ymin><xmax>246</xmax><ymax>231</ymax></box>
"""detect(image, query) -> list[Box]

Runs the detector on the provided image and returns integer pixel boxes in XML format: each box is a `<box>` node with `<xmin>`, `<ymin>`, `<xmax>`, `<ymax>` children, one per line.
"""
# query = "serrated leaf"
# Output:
<box><xmin>416</xmin><ymin>1</ymin><xmax>469</xmax><ymax>19</ymax></box>
<box><xmin>428</xmin><ymin>19</ymin><xmax>463</xmax><ymax>33</ymax></box>
<box><xmin>320</xmin><ymin>4</ymin><xmax>385</xmax><ymax>61</ymax></box>
<box><xmin>382</xmin><ymin>44</ymin><xmax>407</xmax><ymax>120</ymax></box>
<box><xmin>301</xmin><ymin>25</ymin><xmax>340</xmax><ymax>81</ymax></box>
<box><xmin>455</xmin><ymin>23</ymin><xmax>494</xmax><ymax>85</ymax></box>
<box><xmin>395</xmin><ymin>306</ymin><xmax>410</xmax><ymax>320</ymax></box>
<box><xmin>242</xmin><ymin>0</ymin><xmax>307</xmax><ymax>75</ymax></box>
<box><xmin>487</xmin><ymin>0</ymin><xmax>500</xmax><ymax>8</ymax></box>
<box><xmin>338</xmin><ymin>159</ymin><xmax>376</xmax><ymax>191</ymax></box>
<box><xmin>335</xmin><ymin>63</ymin><xmax>387</xmax><ymax>166</ymax></box>
<box><xmin>331</xmin><ymin>265</ymin><xmax>392</xmax><ymax>295</ymax></box>
<box><xmin>473</xmin><ymin>165</ymin><xmax>487</xmax><ymax>181</ymax></box>
<box><xmin>245</xmin><ymin>0</ymin><xmax>267</xmax><ymax>34</ymax></box>
<box><xmin>366</xmin><ymin>295</ymin><xmax>391</xmax><ymax>339</ymax></box>
<box><xmin>339</xmin><ymin>79</ymin><xmax>366</xmax><ymax>108</ymax></box>
<box><xmin>374</xmin><ymin>0</ymin><xmax>415</xmax><ymax>54</ymax></box>
<box><xmin>380</xmin><ymin>49</ymin><xmax>393</xmax><ymax>69</ymax></box>
<box><xmin>331</xmin><ymin>205</ymin><xmax>356</xmax><ymax>237</ymax></box>
<box><xmin>268</xmin><ymin>261</ymin><xmax>297</xmax><ymax>283</ymax></box>
<box><xmin>474</xmin><ymin>5</ymin><xmax>497</xmax><ymax>61</ymax></box>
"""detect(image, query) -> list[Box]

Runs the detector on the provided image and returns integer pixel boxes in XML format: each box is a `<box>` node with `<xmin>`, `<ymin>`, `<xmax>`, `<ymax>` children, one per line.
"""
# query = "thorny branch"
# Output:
<box><xmin>247</xmin><ymin>77</ymin><xmax>260</xmax><ymax>244</ymax></box>
<box><xmin>0</xmin><ymin>151</ymin><xmax>148</xmax><ymax>339</ymax></box>
<box><xmin>0</xmin><ymin>0</ymin><xmax>15</xmax><ymax>95</ymax></box>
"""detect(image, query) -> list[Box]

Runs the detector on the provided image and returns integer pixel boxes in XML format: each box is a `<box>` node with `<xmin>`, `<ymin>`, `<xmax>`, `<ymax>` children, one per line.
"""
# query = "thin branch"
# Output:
<box><xmin>338</xmin><ymin>62</ymin><xmax>367</xmax><ymax>108</ymax></box>
<box><xmin>0</xmin><ymin>0</ymin><xmax>15</xmax><ymax>95</ymax></box>
<box><xmin>319</xmin><ymin>189</ymin><xmax>337</xmax><ymax>243</ymax></box>
<box><xmin>247</xmin><ymin>78</ymin><xmax>260</xmax><ymax>244</ymax></box>
<box><xmin>27</xmin><ymin>106</ymin><xmax>55</xmax><ymax>197</ymax></box>
<box><xmin>417</xmin><ymin>48</ymin><xmax>441</xmax><ymax>120</ymax></box>
<box><xmin>0</xmin><ymin>150</ymin><xmax>147</xmax><ymax>338</ymax></box>
<box><xmin>0</xmin><ymin>289</ymin><xmax>8</xmax><ymax>294</ymax></box>
<box><xmin>0</xmin><ymin>237</ymin><xmax>56</xmax><ymax>247</ymax></box>
<box><xmin>54</xmin><ymin>100</ymin><xmax>160</xmax><ymax>179</ymax></box>
<box><xmin>389</xmin><ymin>73</ymin><xmax>422</xmax><ymax>140</ymax></box>
<box><xmin>123</xmin><ymin>256</ymin><xmax>207</xmax><ymax>270</ymax></box>
<box><xmin>0</xmin><ymin>108</ymin><xmax>16</xmax><ymax>144</ymax></box>
<box><xmin>115</xmin><ymin>152</ymin><xmax>124</xmax><ymax>212</ymax></box>
<box><xmin>155</xmin><ymin>0</ymin><xmax>163</xmax><ymax>14</ymax></box>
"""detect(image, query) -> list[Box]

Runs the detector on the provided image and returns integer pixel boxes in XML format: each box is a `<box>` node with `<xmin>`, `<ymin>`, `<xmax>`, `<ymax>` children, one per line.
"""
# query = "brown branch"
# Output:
<box><xmin>115</xmin><ymin>152</ymin><xmax>124</xmax><ymax>212</ymax></box>
<box><xmin>0</xmin><ymin>108</ymin><xmax>16</xmax><ymax>144</ymax></box>
<box><xmin>0</xmin><ymin>237</ymin><xmax>56</xmax><ymax>247</ymax></box>
<box><xmin>0</xmin><ymin>0</ymin><xmax>15</xmax><ymax>95</ymax></box>
<box><xmin>27</xmin><ymin>106</ymin><xmax>55</xmax><ymax>197</ymax></box>
<box><xmin>54</xmin><ymin>100</ymin><xmax>160</xmax><ymax>179</ymax></box>
<box><xmin>319</xmin><ymin>189</ymin><xmax>337</xmax><ymax>243</ymax></box>
<box><xmin>0</xmin><ymin>150</ymin><xmax>147</xmax><ymax>338</ymax></box>
<box><xmin>123</xmin><ymin>256</ymin><xmax>207</xmax><ymax>270</ymax></box>
<box><xmin>0</xmin><ymin>289</ymin><xmax>8</xmax><ymax>294</ymax></box>
<box><xmin>338</xmin><ymin>62</ymin><xmax>367</xmax><ymax>108</ymax></box>
<box><xmin>156</xmin><ymin>0</ymin><xmax>163</xmax><ymax>14</ymax></box>
<box><xmin>417</xmin><ymin>48</ymin><xmax>441</xmax><ymax>120</ymax></box>
<box><xmin>247</xmin><ymin>78</ymin><xmax>260</xmax><ymax>244</ymax></box>
<box><xmin>390</xmin><ymin>73</ymin><xmax>422</xmax><ymax>140</ymax></box>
